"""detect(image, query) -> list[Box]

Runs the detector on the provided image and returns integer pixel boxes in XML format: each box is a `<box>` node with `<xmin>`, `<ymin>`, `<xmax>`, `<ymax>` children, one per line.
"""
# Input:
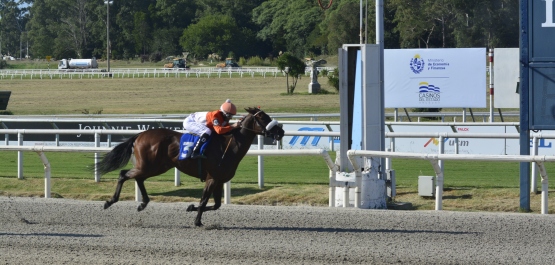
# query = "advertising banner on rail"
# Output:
<box><xmin>384</xmin><ymin>48</ymin><xmax>487</xmax><ymax>108</ymax></box>
<box><xmin>388</xmin><ymin>125</ymin><xmax>555</xmax><ymax>156</ymax></box>
<box><xmin>3</xmin><ymin>121</ymin><xmax>555</xmax><ymax>156</ymax></box>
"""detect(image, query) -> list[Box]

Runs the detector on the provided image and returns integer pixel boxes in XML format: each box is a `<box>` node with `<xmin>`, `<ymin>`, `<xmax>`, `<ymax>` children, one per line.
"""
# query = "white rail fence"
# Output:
<box><xmin>0</xmin><ymin>129</ymin><xmax>338</xmax><ymax>205</ymax></box>
<box><xmin>3</xmin><ymin>127</ymin><xmax>555</xmax><ymax>211</ymax></box>
<box><xmin>347</xmin><ymin>150</ymin><xmax>555</xmax><ymax>214</ymax></box>
<box><xmin>0</xmin><ymin>67</ymin><xmax>336</xmax><ymax>80</ymax></box>
<box><xmin>0</xmin><ymin>145</ymin><xmax>336</xmax><ymax>205</ymax></box>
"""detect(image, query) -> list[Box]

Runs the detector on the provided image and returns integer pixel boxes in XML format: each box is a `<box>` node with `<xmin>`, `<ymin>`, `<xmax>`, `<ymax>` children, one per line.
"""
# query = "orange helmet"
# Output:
<box><xmin>220</xmin><ymin>99</ymin><xmax>237</xmax><ymax>116</ymax></box>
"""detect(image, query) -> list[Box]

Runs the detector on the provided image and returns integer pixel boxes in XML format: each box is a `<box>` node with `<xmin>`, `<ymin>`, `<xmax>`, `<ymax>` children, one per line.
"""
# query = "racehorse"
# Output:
<box><xmin>96</xmin><ymin>107</ymin><xmax>285</xmax><ymax>226</ymax></box>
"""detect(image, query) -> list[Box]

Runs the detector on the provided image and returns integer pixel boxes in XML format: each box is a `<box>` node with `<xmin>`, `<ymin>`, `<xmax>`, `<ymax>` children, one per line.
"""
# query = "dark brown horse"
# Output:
<box><xmin>96</xmin><ymin>107</ymin><xmax>284</xmax><ymax>226</ymax></box>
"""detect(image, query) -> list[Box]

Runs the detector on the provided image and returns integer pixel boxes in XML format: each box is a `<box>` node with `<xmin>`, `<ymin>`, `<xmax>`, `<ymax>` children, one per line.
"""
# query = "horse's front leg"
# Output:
<box><xmin>186</xmin><ymin>179</ymin><xmax>216</xmax><ymax>227</ymax></box>
<box><xmin>203</xmin><ymin>182</ymin><xmax>223</xmax><ymax>211</ymax></box>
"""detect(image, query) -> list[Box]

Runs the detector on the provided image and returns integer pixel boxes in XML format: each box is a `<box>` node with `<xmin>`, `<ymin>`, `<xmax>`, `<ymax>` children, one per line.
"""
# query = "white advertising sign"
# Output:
<box><xmin>384</xmin><ymin>48</ymin><xmax>487</xmax><ymax>108</ymax></box>
<box><xmin>493</xmin><ymin>48</ymin><xmax>520</xmax><ymax>108</ymax></box>
<box><xmin>388</xmin><ymin>125</ymin><xmax>555</xmax><ymax>156</ymax></box>
<box><xmin>389</xmin><ymin>125</ymin><xmax>508</xmax><ymax>155</ymax></box>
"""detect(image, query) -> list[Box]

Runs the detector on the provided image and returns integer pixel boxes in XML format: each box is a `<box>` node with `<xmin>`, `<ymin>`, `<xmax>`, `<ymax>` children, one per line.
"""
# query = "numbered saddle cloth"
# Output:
<box><xmin>178</xmin><ymin>133</ymin><xmax>211</xmax><ymax>160</ymax></box>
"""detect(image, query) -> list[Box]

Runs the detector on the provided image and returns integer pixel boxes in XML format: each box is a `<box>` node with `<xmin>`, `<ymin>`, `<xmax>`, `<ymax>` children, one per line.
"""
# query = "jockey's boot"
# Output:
<box><xmin>191</xmin><ymin>133</ymin><xmax>209</xmax><ymax>159</ymax></box>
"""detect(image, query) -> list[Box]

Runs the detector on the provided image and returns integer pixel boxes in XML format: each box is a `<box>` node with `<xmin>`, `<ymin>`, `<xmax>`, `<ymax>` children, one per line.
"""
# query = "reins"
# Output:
<box><xmin>237</xmin><ymin>113</ymin><xmax>265</xmax><ymax>135</ymax></box>
<box><xmin>218</xmin><ymin>136</ymin><xmax>234</xmax><ymax>167</ymax></box>
<box><xmin>218</xmin><ymin>113</ymin><xmax>263</xmax><ymax>166</ymax></box>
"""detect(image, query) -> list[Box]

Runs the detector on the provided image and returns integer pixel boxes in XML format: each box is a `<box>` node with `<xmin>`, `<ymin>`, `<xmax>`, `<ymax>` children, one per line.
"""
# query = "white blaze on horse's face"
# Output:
<box><xmin>265</xmin><ymin>119</ymin><xmax>278</xmax><ymax>131</ymax></box>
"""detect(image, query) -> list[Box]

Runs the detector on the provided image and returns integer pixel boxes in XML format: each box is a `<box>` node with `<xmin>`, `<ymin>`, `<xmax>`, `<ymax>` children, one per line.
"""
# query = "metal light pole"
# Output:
<box><xmin>19</xmin><ymin>33</ymin><xmax>22</xmax><ymax>59</ymax></box>
<box><xmin>105</xmin><ymin>1</ymin><xmax>113</xmax><ymax>73</ymax></box>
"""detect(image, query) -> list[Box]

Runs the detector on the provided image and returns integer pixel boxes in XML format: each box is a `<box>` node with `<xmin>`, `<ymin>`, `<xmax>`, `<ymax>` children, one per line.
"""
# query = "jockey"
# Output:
<box><xmin>183</xmin><ymin>99</ymin><xmax>237</xmax><ymax>159</ymax></box>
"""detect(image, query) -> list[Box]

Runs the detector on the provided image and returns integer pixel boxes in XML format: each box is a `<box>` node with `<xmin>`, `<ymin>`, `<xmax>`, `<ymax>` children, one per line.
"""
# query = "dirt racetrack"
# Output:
<box><xmin>2</xmin><ymin>196</ymin><xmax>555</xmax><ymax>264</ymax></box>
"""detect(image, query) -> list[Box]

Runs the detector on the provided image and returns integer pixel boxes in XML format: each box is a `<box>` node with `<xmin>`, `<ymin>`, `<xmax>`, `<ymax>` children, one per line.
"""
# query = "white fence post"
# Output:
<box><xmin>429</xmin><ymin>159</ymin><xmax>444</xmax><ymax>211</ymax></box>
<box><xmin>37</xmin><ymin>151</ymin><xmax>51</xmax><ymax>198</ymax></box>
<box><xmin>174</xmin><ymin>169</ymin><xmax>180</xmax><ymax>186</ymax></box>
<box><xmin>18</xmin><ymin>132</ymin><xmax>23</xmax><ymax>179</ymax></box>
<box><xmin>532</xmin><ymin>137</ymin><xmax>539</xmax><ymax>193</ymax></box>
<box><xmin>224</xmin><ymin>181</ymin><xmax>231</xmax><ymax>204</ymax></box>
<box><xmin>537</xmin><ymin>162</ymin><xmax>549</xmax><ymax>214</ymax></box>
<box><xmin>135</xmin><ymin>182</ymin><xmax>142</xmax><ymax>202</ymax></box>
<box><xmin>258</xmin><ymin>135</ymin><xmax>264</xmax><ymax>189</ymax></box>
<box><xmin>94</xmin><ymin>132</ymin><xmax>101</xmax><ymax>182</ymax></box>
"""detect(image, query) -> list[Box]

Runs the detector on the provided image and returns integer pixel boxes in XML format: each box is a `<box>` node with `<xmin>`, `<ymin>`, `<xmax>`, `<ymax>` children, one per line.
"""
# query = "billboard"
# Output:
<box><xmin>528</xmin><ymin>0</ymin><xmax>555</xmax><ymax>129</ymax></box>
<box><xmin>493</xmin><ymin>48</ymin><xmax>520</xmax><ymax>108</ymax></box>
<box><xmin>384</xmin><ymin>48</ymin><xmax>486</xmax><ymax>108</ymax></box>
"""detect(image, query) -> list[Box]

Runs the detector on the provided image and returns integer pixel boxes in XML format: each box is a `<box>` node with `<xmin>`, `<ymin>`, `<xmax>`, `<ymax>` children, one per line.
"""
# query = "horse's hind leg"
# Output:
<box><xmin>104</xmin><ymin>170</ymin><xmax>130</xmax><ymax>209</ymax></box>
<box><xmin>135</xmin><ymin>178</ymin><xmax>150</xmax><ymax>212</ymax></box>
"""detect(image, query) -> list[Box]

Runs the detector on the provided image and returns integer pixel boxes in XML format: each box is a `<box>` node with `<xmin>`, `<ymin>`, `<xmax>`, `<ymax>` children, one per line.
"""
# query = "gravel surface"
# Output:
<box><xmin>1</xmin><ymin>196</ymin><xmax>555</xmax><ymax>264</ymax></box>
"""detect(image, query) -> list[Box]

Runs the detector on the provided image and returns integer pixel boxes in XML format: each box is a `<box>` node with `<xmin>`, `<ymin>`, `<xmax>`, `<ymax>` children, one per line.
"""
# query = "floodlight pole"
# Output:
<box><xmin>105</xmin><ymin>1</ymin><xmax>112</xmax><ymax>73</ymax></box>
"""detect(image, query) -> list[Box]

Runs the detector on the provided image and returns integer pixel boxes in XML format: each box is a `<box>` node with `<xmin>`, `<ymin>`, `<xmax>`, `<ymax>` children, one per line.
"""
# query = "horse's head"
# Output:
<box><xmin>239</xmin><ymin>107</ymin><xmax>285</xmax><ymax>143</ymax></box>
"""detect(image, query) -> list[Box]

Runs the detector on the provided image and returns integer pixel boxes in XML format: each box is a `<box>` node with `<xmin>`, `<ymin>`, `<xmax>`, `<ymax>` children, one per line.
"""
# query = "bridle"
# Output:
<box><xmin>237</xmin><ymin>110</ymin><xmax>279</xmax><ymax>138</ymax></box>
<box><xmin>220</xmin><ymin>110</ymin><xmax>280</xmax><ymax>166</ymax></box>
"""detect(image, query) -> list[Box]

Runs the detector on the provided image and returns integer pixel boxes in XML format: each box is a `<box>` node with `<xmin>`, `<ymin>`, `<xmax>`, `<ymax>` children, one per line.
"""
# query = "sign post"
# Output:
<box><xmin>520</xmin><ymin>0</ymin><xmax>555</xmax><ymax>211</ymax></box>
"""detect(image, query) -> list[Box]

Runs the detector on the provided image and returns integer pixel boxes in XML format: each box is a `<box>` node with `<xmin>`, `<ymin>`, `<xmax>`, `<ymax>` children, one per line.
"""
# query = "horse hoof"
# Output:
<box><xmin>137</xmin><ymin>203</ymin><xmax>148</xmax><ymax>212</ymax></box>
<box><xmin>186</xmin><ymin>204</ymin><xmax>195</xmax><ymax>212</ymax></box>
<box><xmin>195</xmin><ymin>222</ymin><xmax>204</xmax><ymax>227</ymax></box>
<box><xmin>104</xmin><ymin>201</ymin><xmax>112</xmax><ymax>209</ymax></box>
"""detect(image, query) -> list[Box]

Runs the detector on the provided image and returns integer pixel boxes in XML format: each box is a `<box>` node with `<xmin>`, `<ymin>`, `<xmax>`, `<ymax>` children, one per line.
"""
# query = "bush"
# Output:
<box><xmin>247</xmin><ymin>56</ymin><xmax>264</xmax><ymax>66</ymax></box>
<box><xmin>264</xmin><ymin>57</ymin><xmax>276</xmax><ymax>66</ymax></box>
<box><xmin>411</xmin><ymin>108</ymin><xmax>442</xmax><ymax>120</ymax></box>
<box><xmin>0</xmin><ymin>60</ymin><xmax>7</xmax><ymax>69</ymax></box>
<box><xmin>327</xmin><ymin>68</ymin><xmax>339</xmax><ymax>92</ymax></box>
<box><xmin>149</xmin><ymin>52</ymin><xmax>162</xmax><ymax>63</ymax></box>
<box><xmin>238</xmin><ymin>57</ymin><xmax>247</xmax><ymax>66</ymax></box>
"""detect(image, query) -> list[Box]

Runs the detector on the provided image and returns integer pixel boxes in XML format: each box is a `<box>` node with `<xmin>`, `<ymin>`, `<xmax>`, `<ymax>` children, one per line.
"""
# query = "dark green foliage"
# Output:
<box><xmin>1</xmin><ymin>0</ymin><xmax>520</xmax><ymax>61</ymax></box>
<box><xmin>411</xmin><ymin>108</ymin><xmax>443</xmax><ymax>121</ymax></box>
<box><xmin>180</xmin><ymin>15</ymin><xmax>243</xmax><ymax>59</ymax></box>
<box><xmin>327</xmin><ymin>68</ymin><xmax>339</xmax><ymax>92</ymax></box>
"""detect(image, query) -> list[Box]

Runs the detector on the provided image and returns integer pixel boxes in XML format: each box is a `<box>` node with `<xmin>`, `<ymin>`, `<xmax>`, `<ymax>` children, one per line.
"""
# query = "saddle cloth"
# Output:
<box><xmin>178</xmin><ymin>133</ymin><xmax>211</xmax><ymax>160</ymax></box>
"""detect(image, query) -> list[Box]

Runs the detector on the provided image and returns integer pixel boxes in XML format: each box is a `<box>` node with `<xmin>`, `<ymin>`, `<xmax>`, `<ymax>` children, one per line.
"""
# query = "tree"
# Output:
<box><xmin>450</xmin><ymin>0</ymin><xmax>519</xmax><ymax>48</ymax></box>
<box><xmin>55</xmin><ymin>0</ymin><xmax>95</xmax><ymax>58</ymax></box>
<box><xmin>276</xmin><ymin>52</ymin><xmax>305</xmax><ymax>94</ymax></box>
<box><xmin>8</xmin><ymin>0</ymin><xmax>523</xmax><ymax>63</ymax></box>
<box><xmin>26</xmin><ymin>0</ymin><xmax>98</xmax><ymax>59</ymax></box>
<box><xmin>26</xmin><ymin>0</ymin><xmax>57</xmax><ymax>58</ymax></box>
<box><xmin>133</xmin><ymin>11</ymin><xmax>150</xmax><ymax>56</ymax></box>
<box><xmin>318</xmin><ymin>0</ymin><xmax>399</xmax><ymax>53</ymax></box>
<box><xmin>253</xmin><ymin>0</ymin><xmax>323</xmax><ymax>57</ymax></box>
<box><xmin>320</xmin><ymin>0</ymin><xmax>360</xmax><ymax>52</ymax></box>
<box><xmin>180</xmin><ymin>14</ymin><xmax>242</xmax><ymax>59</ymax></box>
<box><xmin>0</xmin><ymin>0</ymin><xmax>27</xmax><ymax>58</ymax></box>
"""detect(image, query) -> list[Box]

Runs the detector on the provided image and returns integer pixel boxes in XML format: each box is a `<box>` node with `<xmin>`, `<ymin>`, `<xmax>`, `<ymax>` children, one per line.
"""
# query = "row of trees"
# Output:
<box><xmin>0</xmin><ymin>0</ymin><xmax>519</xmax><ymax>62</ymax></box>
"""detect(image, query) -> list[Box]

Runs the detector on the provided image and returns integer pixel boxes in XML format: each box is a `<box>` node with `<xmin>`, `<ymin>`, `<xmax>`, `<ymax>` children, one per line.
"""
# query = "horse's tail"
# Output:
<box><xmin>95</xmin><ymin>133</ymin><xmax>140</xmax><ymax>175</ymax></box>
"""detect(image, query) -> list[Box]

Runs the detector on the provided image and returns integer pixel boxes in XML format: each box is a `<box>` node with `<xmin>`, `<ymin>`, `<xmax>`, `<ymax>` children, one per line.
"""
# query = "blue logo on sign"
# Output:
<box><xmin>530</xmin><ymin>139</ymin><xmax>552</xmax><ymax>148</ymax></box>
<box><xmin>409</xmin><ymin>54</ymin><xmax>425</xmax><ymax>74</ymax></box>
<box><xmin>419</xmin><ymin>82</ymin><xmax>440</xmax><ymax>93</ymax></box>
<box><xmin>419</xmin><ymin>82</ymin><xmax>440</xmax><ymax>103</ymax></box>
<box><xmin>289</xmin><ymin>128</ymin><xmax>324</xmax><ymax>146</ymax></box>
